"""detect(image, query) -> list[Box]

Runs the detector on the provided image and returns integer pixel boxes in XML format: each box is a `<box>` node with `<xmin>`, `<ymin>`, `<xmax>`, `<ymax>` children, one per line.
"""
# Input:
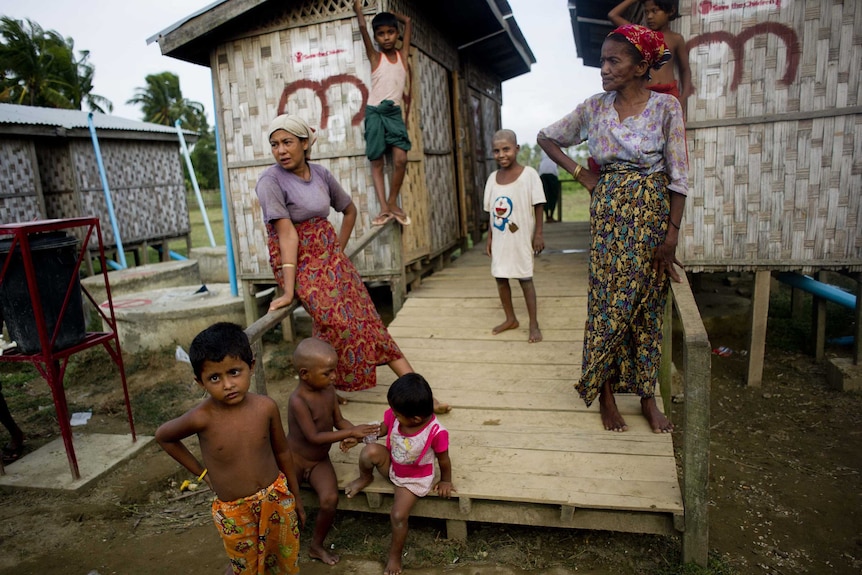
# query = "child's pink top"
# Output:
<box><xmin>384</xmin><ymin>408</ymin><xmax>449</xmax><ymax>497</ymax></box>
<box><xmin>368</xmin><ymin>51</ymin><xmax>407</xmax><ymax>107</ymax></box>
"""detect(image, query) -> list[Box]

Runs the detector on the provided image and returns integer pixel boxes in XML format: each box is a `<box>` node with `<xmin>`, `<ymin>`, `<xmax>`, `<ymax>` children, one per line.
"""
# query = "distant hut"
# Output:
<box><xmin>151</xmin><ymin>0</ymin><xmax>534</xmax><ymax>320</ymax></box>
<box><xmin>0</xmin><ymin>103</ymin><xmax>196</xmax><ymax>269</ymax></box>
<box><xmin>568</xmin><ymin>0</ymin><xmax>862</xmax><ymax>382</ymax></box>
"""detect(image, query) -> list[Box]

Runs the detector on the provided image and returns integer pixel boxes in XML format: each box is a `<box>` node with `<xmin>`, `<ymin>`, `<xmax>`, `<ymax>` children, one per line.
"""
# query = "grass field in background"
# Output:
<box><xmin>558</xmin><ymin>180</ymin><xmax>590</xmax><ymax>222</ymax></box>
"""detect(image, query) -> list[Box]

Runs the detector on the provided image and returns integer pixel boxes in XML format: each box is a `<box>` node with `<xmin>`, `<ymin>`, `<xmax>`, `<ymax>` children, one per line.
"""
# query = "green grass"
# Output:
<box><xmin>557</xmin><ymin>180</ymin><xmax>590</xmax><ymax>222</ymax></box>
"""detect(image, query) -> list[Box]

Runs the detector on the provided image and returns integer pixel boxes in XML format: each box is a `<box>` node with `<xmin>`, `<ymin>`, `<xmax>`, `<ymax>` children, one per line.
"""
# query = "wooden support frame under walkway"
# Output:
<box><xmin>245</xmin><ymin>221</ymin><xmax>712</xmax><ymax>566</ymax></box>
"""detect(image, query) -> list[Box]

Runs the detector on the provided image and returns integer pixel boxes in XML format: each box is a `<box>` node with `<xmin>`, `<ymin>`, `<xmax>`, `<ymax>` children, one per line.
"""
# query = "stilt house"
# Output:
<box><xmin>151</xmin><ymin>0</ymin><xmax>534</xmax><ymax>319</ymax></box>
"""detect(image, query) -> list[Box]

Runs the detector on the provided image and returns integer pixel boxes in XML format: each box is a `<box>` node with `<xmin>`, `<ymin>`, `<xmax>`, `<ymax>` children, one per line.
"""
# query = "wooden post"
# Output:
<box><xmin>811</xmin><ymin>271</ymin><xmax>827</xmax><ymax>361</ymax></box>
<box><xmin>446</xmin><ymin>519</ymin><xmax>468</xmax><ymax>541</ymax></box>
<box><xmin>746</xmin><ymin>270</ymin><xmax>771</xmax><ymax>387</ymax></box>
<box><xmin>452</xmin><ymin>70</ymin><xmax>470</xmax><ymax>242</ymax></box>
<box><xmin>671</xmin><ymin>273</ymin><xmax>711</xmax><ymax>567</ymax></box>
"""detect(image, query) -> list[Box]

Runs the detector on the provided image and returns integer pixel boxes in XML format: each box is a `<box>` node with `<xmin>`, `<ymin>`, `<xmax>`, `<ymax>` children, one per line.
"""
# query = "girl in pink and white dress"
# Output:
<box><xmin>343</xmin><ymin>373</ymin><xmax>454</xmax><ymax>575</ymax></box>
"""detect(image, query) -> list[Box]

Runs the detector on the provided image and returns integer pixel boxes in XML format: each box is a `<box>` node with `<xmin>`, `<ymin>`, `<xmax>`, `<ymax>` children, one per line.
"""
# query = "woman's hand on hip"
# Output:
<box><xmin>652</xmin><ymin>241</ymin><xmax>683</xmax><ymax>283</ymax></box>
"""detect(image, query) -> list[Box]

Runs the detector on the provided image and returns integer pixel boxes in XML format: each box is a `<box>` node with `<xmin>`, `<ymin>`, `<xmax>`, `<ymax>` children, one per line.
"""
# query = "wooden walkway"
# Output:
<box><xmin>328</xmin><ymin>222</ymin><xmax>685</xmax><ymax>539</ymax></box>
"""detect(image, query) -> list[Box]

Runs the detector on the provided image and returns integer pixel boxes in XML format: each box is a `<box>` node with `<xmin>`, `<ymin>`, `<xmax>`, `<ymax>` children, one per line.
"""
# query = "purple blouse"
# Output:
<box><xmin>538</xmin><ymin>91</ymin><xmax>688</xmax><ymax>196</ymax></box>
<box><xmin>256</xmin><ymin>163</ymin><xmax>353</xmax><ymax>223</ymax></box>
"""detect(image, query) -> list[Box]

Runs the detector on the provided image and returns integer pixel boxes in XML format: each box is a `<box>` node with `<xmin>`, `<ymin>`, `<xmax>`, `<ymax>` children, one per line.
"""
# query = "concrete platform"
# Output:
<box><xmin>103</xmin><ymin>283</ymin><xmax>245</xmax><ymax>353</ymax></box>
<box><xmin>826</xmin><ymin>356</ymin><xmax>862</xmax><ymax>391</ymax></box>
<box><xmin>189</xmin><ymin>246</ymin><xmax>228</xmax><ymax>284</ymax></box>
<box><xmin>0</xmin><ymin>433</ymin><xmax>154</xmax><ymax>491</ymax></box>
<box><xmin>82</xmin><ymin>260</ymin><xmax>201</xmax><ymax>307</ymax></box>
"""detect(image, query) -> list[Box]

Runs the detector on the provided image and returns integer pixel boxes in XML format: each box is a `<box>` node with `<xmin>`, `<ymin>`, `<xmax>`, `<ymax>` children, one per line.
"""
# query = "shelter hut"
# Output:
<box><xmin>150</xmin><ymin>0</ymin><xmax>535</xmax><ymax>322</ymax></box>
<box><xmin>0</xmin><ymin>103</ymin><xmax>196</xmax><ymax>270</ymax></box>
<box><xmin>568</xmin><ymin>0</ymin><xmax>862</xmax><ymax>385</ymax></box>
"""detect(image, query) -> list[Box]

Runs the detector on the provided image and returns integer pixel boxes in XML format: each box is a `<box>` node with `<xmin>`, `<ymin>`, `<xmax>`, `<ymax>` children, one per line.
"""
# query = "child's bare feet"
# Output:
<box><xmin>433</xmin><ymin>397</ymin><xmax>452</xmax><ymax>414</ymax></box>
<box><xmin>599</xmin><ymin>383</ymin><xmax>627</xmax><ymax>432</ymax></box>
<box><xmin>384</xmin><ymin>556</ymin><xmax>403</xmax><ymax>575</ymax></box>
<box><xmin>528</xmin><ymin>325</ymin><xmax>542</xmax><ymax>343</ymax></box>
<box><xmin>641</xmin><ymin>397</ymin><xmax>674</xmax><ymax>433</ymax></box>
<box><xmin>309</xmin><ymin>544</ymin><xmax>340</xmax><ymax>565</ymax></box>
<box><xmin>491</xmin><ymin>319</ymin><xmax>519</xmax><ymax>335</ymax></box>
<box><xmin>345</xmin><ymin>475</ymin><xmax>373</xmax><ymax>498</ymax></box>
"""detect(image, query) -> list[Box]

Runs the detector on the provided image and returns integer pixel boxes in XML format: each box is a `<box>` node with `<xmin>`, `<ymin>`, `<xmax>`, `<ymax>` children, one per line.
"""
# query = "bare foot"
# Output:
<box><xmin>528</xmin><ymin>325</ymin><xmax>543</xmax><ymax>343</ymax></box>
<box><xmin>599</xmin><ymin>384</ymin><xmax>628</xmax><ymax>432</ymax></box>
<box><xmin>345</xmin><ymin>475</ymin><xmax>373</xmax><ymax>498</ymax></box>
<box><xmin>433</xmin><ymin>397</ymin><xmax>452</xmax><ymax>414</ymax></box>
<box><xmin>309</xmin><ymin>543</ymin><xmax>340</xmax><ymax>565</ymax></box>
<box><xmin>384</xmin><ymin>557</ymin><xmax>403</xmax><ymax>575</ymax></box>
<box><xmin>492</xmin><ymin>319</ymin><xmax>519</xmax><ymax>335</ymax></box>
<box><xmin>642</xmin><ymin>397</ymin><xmax>674</xmax><ymax>433</ymax></box>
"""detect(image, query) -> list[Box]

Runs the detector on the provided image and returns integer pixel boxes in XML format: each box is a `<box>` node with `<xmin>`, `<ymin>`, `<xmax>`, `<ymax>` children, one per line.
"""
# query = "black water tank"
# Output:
<box><xmin>0</xmin><ymin>232</ymin><xmax>86</xmax><ymax>354</ymax></box>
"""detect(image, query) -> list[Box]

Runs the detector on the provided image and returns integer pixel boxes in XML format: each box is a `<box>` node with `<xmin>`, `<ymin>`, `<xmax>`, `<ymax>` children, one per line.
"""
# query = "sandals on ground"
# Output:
<box><xmin>2</xmin><ymin>444</ymin><xmax>23</xmax><ymax>464</ymax></box>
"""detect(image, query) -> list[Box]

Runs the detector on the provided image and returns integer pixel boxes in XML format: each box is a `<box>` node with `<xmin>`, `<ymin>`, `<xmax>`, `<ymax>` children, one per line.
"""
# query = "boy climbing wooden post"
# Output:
<box><xmin>353</xmin><ymin>0</ymin><xmax>413</xmax><ymax>226</ymax></box>
<box><xmin>609</xmin><ymin>0</ymin><xmax>693</xmax><ymax>115</ymax></box>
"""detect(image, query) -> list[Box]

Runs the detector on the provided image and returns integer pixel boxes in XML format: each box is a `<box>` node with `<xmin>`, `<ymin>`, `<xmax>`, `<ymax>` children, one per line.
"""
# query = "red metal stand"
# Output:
<box><xmin>0</xmin><ymin>217</ymin><xmax>135</xmax><ymax>480</ymax></box>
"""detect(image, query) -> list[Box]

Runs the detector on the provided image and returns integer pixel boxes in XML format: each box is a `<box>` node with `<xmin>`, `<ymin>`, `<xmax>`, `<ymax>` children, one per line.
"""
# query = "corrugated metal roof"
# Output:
<box><xmin>0</xmin><ymin>103</ymin><xmax>197</xmax><ymax>136</ymax></box>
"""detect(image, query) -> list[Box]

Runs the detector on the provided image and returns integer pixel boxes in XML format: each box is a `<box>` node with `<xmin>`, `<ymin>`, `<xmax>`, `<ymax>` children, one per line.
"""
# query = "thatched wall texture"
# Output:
<box><xmin>678</xmin><ymin>0</ymin><xmax>861</xmax><ymax>272</ymax></box>
<box><xmin>0</xmin><ymin>138</ymin><xmax>44</xmax><ymax>223</ymax></box>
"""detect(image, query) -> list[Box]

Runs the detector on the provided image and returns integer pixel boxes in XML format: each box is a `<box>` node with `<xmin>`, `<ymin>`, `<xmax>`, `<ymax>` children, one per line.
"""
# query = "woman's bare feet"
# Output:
<box><xmin>345</xmin><ymin>475</ymin><xmax>373</xmax><ymax>498</ymax></box>
<box><xmin>309</xmin><ymin>543</ymin><xmax>340</xmax><ymax>565</ymax></box>
<box><xmin>528</xmin><ymin>325</ymin><xmax>543</xmax><ymax>343</ymax></box>
<box><xmin>599</xmin><ymin>382</ymin><xmax>628</xmax><ymax>432</ymax></box>
<box><xmin>641</xmin><ymin>397</ymin><xmax>674</xmax><ymax>433</ymax></box>
<box><xmin>492</xmin><ymin>318</ymin><xmax>519</xmax><ymax>335</ymax></box>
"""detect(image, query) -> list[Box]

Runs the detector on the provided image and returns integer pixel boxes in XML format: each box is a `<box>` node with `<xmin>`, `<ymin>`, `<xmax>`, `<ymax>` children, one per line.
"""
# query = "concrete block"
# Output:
<box><xmin>825</xmin><ymin>357</ymin><xmax>862</xmax><ymax>391</ymax></box>
<box><xmin>104</xmin><ymin>283</ymin><xmax>245</xmax><ymax>353</ymax></box>
<box><xmin>190</xmin><ymin>246</ymin><xmax>228</xmax><ymax>284</ymax></box>
<box><xmin>82</xmin><ymin>260</ymin><xmax>201</xmax><ymax>306</ymax></box>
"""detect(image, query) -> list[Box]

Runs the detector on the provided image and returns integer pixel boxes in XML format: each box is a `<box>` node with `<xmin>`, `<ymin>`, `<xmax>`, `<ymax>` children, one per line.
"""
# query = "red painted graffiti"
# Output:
<box><xmin>687</xmin><ymin>22</ymin><xmax>800</xmax><ymax>90</ymax></box>
<box><xmin>294</xmin><ymin>49</ymin><xmax>346</xmax><ymax>63</ymax></box>
<box><xmin>277</xmin><ymin>61</ymin><xmax>414</xmax><ymax>130</ymax></box>
<box><xmin>697</xmin><ymin>0</ymin><xmax>782</xmax><ymax>15</ymax></box>
<box><xmin>278</xmin><ymin>75</ymin><xmax>369</xmax><ymax>129</ymax></box>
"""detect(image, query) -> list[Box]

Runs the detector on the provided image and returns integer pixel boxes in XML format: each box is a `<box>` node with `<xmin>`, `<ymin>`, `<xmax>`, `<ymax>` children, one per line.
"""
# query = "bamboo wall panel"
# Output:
<box><xmin>418</xmin><ymin>52</ymin><xmax>459</xmax><ymax>254</ymax></box>
<box><xmin>676</xmin><ymin>0</ymin><xmax>862</xmax><ymax>271</ymax></box>
<box><xmin>0</xmin><ymin>139</ymin><xmax>43</xmax><ymax>223</ymax></box>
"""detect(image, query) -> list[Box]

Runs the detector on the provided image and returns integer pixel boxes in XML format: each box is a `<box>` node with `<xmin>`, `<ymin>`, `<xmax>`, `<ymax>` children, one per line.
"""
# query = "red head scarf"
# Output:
<box><xmin>609</xmin><ymin>24</ymin><xmax>672</xmax><ymax>70</ymax></box>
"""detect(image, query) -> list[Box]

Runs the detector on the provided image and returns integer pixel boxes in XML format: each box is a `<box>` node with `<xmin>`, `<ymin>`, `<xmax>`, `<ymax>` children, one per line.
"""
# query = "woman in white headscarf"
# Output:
<box><xmin>255</xmin><ymin>115</ymin><xmax>449</xmax><ymax>411</ymax></box>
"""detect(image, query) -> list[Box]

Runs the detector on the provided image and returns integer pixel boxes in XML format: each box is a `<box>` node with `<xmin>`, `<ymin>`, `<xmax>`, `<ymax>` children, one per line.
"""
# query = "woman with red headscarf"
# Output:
<box><xmin>537</xmin><ymin>24</ymin><xmax>688</xmax><ymax>434</ymax></box>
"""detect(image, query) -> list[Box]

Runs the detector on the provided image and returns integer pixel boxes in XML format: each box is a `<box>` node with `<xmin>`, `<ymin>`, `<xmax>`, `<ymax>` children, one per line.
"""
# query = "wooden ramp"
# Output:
<box><xmin>329</xmin><ymin>222</ymin><xmax>684</xmax><ymax>538</ymax></box>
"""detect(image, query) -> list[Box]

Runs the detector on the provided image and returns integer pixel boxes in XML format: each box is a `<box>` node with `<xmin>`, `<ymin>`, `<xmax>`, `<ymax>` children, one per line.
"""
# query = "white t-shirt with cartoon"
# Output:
<box><xmin>483</xmin><ymin>166</ymin><xmax>545</xmax><ymax>279</ymax></box>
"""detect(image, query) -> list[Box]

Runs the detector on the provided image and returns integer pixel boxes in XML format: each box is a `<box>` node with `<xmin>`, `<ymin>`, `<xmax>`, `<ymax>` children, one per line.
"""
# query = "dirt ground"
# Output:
<box><xmin>0</xmin><ymin>275</ymin><xmax>860</xmax><ymax>575</ymax></box>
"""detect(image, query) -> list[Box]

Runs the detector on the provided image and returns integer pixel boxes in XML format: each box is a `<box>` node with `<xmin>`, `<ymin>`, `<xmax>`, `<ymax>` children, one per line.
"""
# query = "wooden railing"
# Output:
<box><xmin>663</xmin><ymin>270</ymin><xmax>712</xmax><ymax>567</ymax></box>
<box><xmin>243</xmin><ymin>219</ymin><xmax>397</xmax><ymax>395</ymax></box>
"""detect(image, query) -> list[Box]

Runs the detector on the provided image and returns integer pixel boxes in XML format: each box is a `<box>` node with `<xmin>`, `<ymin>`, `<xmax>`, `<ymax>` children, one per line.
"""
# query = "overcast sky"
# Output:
<box><xmin>1</xmin><ymin>0</ymin><xmax>602</xmax><ymax>144</ymax></box>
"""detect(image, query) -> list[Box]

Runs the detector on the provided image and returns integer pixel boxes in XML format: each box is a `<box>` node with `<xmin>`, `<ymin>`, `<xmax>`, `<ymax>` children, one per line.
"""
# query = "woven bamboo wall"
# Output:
<box><xmin>37</xmin><ymin>139</ymin><xmax>189</xmax><ymax>249</ymax></box>
<box><xmin>217</xmin><ymin>0</ymin><xmax>483</xmax><ymax>282</ymax></box>
<box><xmin>677</xmin><ymin>0</ymin><xmax>861</xmax><ymax>272</ymax></box>
<box><xmin>0</xmin><ymin>138</ymin><xmax>44</xmax><ymax>223</ymax></box>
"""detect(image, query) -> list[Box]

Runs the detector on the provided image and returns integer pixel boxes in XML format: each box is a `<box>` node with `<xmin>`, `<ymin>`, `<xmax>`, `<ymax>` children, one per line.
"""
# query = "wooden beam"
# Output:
<box><xmin>746</xmin><ymin>270</ymin><xmax>771</xmax><ymax>387</ymax></box>
<box><xmin>671</xmin><ymin>270</ymin><xmax>711</xmax><ymax>567</ymax></box>
<box><xmin>812</xmin><ymin>271</ymin><xmax>827</xmax><ymax>361</ymax></box>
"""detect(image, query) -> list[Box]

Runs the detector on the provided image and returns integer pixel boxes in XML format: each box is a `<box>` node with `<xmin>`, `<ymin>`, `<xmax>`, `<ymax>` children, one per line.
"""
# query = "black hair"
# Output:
<box><xmin>371</xmin><ymin>11</ymin><xmax>399</xmax><ymax>31</ymax></box>
<box><xmin>387</xmin><ymin>373</ymin><xmax>434</xmax><ymax>419</ymax></box>
<box><xmin>605</xmin><ymin>33</ymin><xmax>651</xmax><ymax>80</ymax></box>
<box><xmin>189</xmin><ymin>322</ymin><xmax>254</xmax><ymax>380</ymax></box>
<box><xmin>641</xmin><ymin>0</ymin><xmax>680</xmax><ymax>21</ymax></box>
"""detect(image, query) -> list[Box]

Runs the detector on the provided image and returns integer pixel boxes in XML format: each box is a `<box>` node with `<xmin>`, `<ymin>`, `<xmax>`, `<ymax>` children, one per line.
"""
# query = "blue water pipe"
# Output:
<box><xmin>87</xmin><ymin>112</ymin><xmax>127</xmax><ymax>269</ymax></box>
<box><xmin>776</xmin><ymin>272</ymin><xmax>856</xmax><ymax>309</ymax></box>
<box><xmin>175</xmin><ymin>120</ymin><xmax>216</xmax><ymax>247</ymax></box>
<box><xmin>213</xmin><ymin>90</ymin><xmax>238</xmax><ymax>296</ymax></box>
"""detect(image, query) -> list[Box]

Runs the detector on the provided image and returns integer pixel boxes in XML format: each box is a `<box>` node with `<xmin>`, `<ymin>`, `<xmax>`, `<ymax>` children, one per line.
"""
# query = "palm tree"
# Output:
<box><xmin>127</xmin><ymin>72</ymin><xmax>207</xmax><ymax>133</ymax></box>
<box><xmin>0</xmin><ymin>17</ymin><xmax>112</xmax><ymax>112</ymax></box>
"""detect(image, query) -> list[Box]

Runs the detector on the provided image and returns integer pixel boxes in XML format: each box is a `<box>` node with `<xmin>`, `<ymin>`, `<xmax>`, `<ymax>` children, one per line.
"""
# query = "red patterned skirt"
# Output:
<box><xmin>266</xmin><ymin>217</ymin><xmax>403</xmax><ymax>391</ymax></box>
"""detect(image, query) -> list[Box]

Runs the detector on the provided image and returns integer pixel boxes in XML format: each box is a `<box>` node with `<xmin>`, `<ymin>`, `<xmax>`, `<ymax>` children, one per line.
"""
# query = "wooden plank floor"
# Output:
<box><xmin>329</xmin><ymin>222</ymin><xmax>683</xmax><ymax>536</ymax></box>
